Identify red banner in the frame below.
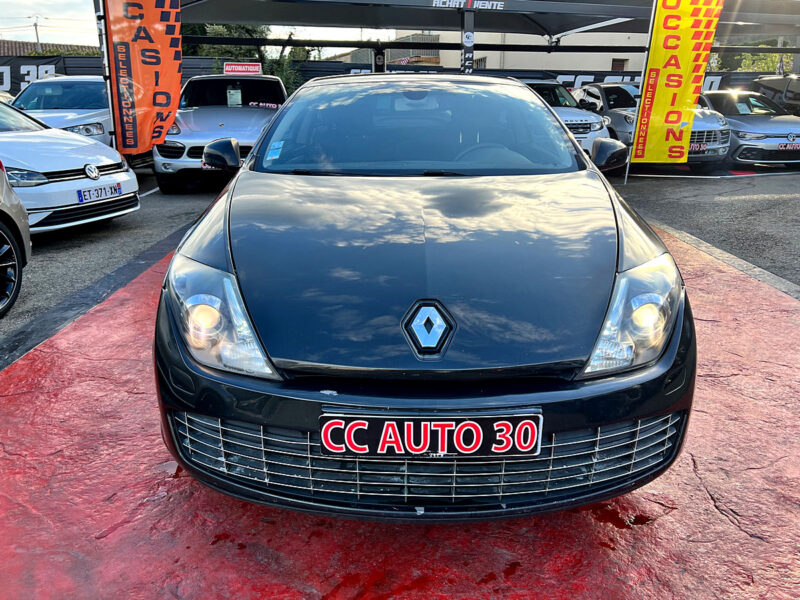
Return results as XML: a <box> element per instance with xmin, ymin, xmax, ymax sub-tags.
<box><xmin>102</xmin><ymin>0</ymin><xmax>182</xmax><ymax>154</ymax></box>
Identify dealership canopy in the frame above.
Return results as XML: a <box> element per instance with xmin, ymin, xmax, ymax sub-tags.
<box><xmin>180</xmin><ymin>0</ymin><xmax>800</xmax><ymax>38</ymax></box>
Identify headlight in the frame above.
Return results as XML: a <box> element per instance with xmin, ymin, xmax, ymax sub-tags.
<box><xmin>590</xmin><ymin>120</ymin><xmax>604</xmax><ymax>131</ymax></box>
<box><xmin>6</xmin><ymin>167</ymin><xmax>48</xmax><ymax>187</ymax></box>
<box><xmin>167</xmin><ymin>254</ymin><xmax>280</xmax><ymax>379</ymax></box>
<box><xmin>602</xmin><ymin>115</ymin><xmax>612</xmax><ymax>126</ymax></box>
<box><xmin>624</xmin><ymin>114</ymin><xmax>636</xmax><ymax>125</ymax></box>
<box><xmin>64</xmin><ymin>122</ymin><xmax>104</xmax><ymax>136</ymax></box>
<box><xmin>734</xmin><ymin>131</ymin><xmax>767</xmax><ymax>140</ymax></box>
<box><xmin>167</xmin><ymin>123</ymin><xmax>181</xmax><ymax>135</ymax></box>
<box><xmin>582</xmin><ymin>253</ymin><xmax>682</xmax><ymax>377</ymax></box>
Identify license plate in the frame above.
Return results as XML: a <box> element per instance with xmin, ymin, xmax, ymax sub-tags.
<box><xmin>689</xmin><ymin>143</ymin><xmax>707</xmax><ymax>151</ymax></box>
<box><xmin>778</xmin><ymin>143</ymin><xmax>800</xmax><ymax>150</ymax></box>
<box><xmin>77</xmin><ymin>183</ymin><xmax>122</xmax><ymax>203</ymax></box>
<box><xmin>319</xmin><ymin>413</ymin><xmax>543</xmax><ymax>457</ymax></box>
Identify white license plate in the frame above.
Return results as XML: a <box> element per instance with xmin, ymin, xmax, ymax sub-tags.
<box><xmin>77</xmin><ymin>183</ymin><xmax>122</xmax><ymax>203</ymax></box>
<box><xmin>689</xmin><ymin>143</ymin><xmax>708</xmax><ymax>151</ymax></box>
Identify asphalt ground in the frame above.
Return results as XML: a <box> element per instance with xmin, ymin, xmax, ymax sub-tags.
<box><xmin>0</xmin><ymin>167</ymin><xmax>798</xmax><ymax>370</ymax></box>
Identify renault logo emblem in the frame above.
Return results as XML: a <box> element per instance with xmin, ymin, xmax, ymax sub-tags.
<box><xmin>84</xmin><ymin>164</ymin><xmax>100</xmax><ymax>180</ymax></box>
<box><xmin>401</xmin><ymin>300</ymin><xmax>456</xmax><ymax>359</ymax></box>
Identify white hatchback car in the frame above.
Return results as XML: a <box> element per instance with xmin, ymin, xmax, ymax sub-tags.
<box><xmin>0</xmin><ymin>102</ymin><xmax>139</xmax><ymax>233</ymax></box>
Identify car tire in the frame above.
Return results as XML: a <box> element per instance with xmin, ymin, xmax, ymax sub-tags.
<box><xmin>156</xmin><ymin>172</ymin><xmax>186</xmax><ymax>194</ymax></box>
<box><xmin>0</xmin><ymin>220</ymin><xmax>23</xmax><ymax>319</ymax></box>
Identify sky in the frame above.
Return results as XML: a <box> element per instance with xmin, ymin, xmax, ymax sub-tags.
<box><xmin>0</xmin><ymin>0</ymin><xmax>395</xmax><ymax>56</ymax></box>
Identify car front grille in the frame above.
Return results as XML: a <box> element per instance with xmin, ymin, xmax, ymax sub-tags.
<box><xmin>736</xmin><ymin>147</ymin><xmax>800</xmax><ymax>163</ymax></box>
<box><xmin>565</xmin><ymin>122</ymin><xmax>592</xmax><ymax>135</ymax></box>
<box><xmin>171</xmin><ymin>410</ymin><xmax>683</xmax><ymax>514</ymax></box>
<box><xmin>31</xmin><ymin>194</ymin><xmax>139</xmax><ymax>230</ymax></box>
<box><xmin>43</xmin><ymin>162</ymin><xmax>126</xmax><ymax>183</ymax></box>
<box><xmin>155</xmin><ymin>143</ymin><xmax>185</xmax><ymax>159</ymax></box>
<box><xmin>187</xmin><ymin>145</ymin><xmax>253</xmax><ymax>159</ymax></box>
<box><xmin>690</xmin><ymin>129</ymin><xmax>729</xmax><ymax>146</ymax></box>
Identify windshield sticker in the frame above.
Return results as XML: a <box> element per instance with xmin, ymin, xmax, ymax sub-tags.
<box><xmin>248</xmin><ymin>102</ymin><xmax>282</xmax><ymax>109</ymax></box>
<box><xmin>266</xmin><ymin>141</ymin><xmax>284</xmax><ymax>160</ymax></box>
<box><xmin>735</xmin><ymin>102</ymin><xmax>752</xmax><ymax>114</ymax></box>
<box><xmin>227</xmin><ymin>88</ymin><xmax>243</xmax><ymax>107</ymax></box>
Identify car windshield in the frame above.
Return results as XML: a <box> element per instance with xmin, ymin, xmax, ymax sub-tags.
<box><xmin>604</xmin><ymin>85</ymin><xmax>639</xmax><ymax>109</ymax></box>
<box><xmin>528</xmin><ymin>84</ymin><xmax>579</xmax><ymax>108</ymax></box>
<box><xmin>254</xmin><ymin>80</ymin><xmax>582</xmax><ymax>176</ymax></box>
<box><xmin>0</xmin><ymin>102</ymin><xmax>45</xmax><ymax>132</ymax></box>
<box><xmin>710</xmin><ymin>93</ymin><xmax>787</xmax><ymax>116</ymax></box>
<box><xmin>13</xmin><ymin>81</ymin><xmax>108</xmax><ymax>110</ymax></box>
<box><xmin>181</xmin><ymin>78</ymin><xmax>285</xmax><ymax>108</ymax></box>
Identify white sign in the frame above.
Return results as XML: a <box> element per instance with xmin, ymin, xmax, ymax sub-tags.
<box><xmin>223</xmin><ymin>62</ymin><xmax>262</xmax><ymax>75</ymax></box>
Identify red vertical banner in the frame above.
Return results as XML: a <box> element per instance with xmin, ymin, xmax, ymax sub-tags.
<box><xmin>102</xmin><ymin>0</ymin><xmax>182</xmax><ymax>154</ymax></box>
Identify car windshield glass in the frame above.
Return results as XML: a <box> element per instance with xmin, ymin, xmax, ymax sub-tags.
<box><xmin>528</xmin><ymin>84</ymin><xmax>578</xmax><ymax>108</ymax></box>
<box><xmin>254</xmin><ymin>80</ymin><xmax>582</xmax><ymax>176</ymax></box>
<box><xmin>710</xmin><ymin>93</ymin><xmax>787</xmax><ymax>116</ymax></box>
<box><xmin>181</xmin><ymin>78</ymin><xmax>285</xmax><ymax>108</ymax></box>
<box><xmin>0</xmin><ymin>102</ymin><xmax>45</xmax><ymax>132</ymax></box>
<box><xmin>13</xmin><ymin>81</ymin><xmax>108</xmax><ymax>110</ymax></box>
<box><xmin>604</xmin><ymin>85</ymin><xmax>639</xmax><ymax>109</ymax></box>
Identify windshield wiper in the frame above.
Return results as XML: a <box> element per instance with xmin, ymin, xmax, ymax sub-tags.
<box><xmin>422</xmin><ymin>170</ymin><xmax>468</xmax><ymax>176</ymax></box>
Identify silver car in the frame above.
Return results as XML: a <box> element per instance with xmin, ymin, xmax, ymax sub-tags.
<box><xmin>573</xmin><ymin>82</ymin><xmax>731</xmax><ymax>169</ymax></box>
<box><xmin>153</xmin><ymin>74</ymin><xmax>287</xmax><ymax>193</ymax></box>
<box><xmin>0</xmin><ymin>167</ymin><xmax>32</xmax><ymax>318</ymax></box>
<box><xmin>699</xmin><ymin>90</ymin><xmax>800</xmax><ymax>166</ymax></box>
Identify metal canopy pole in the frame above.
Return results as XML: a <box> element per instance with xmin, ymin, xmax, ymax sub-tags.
<box><xmin>460</xmin><ymin>9</ymin><xmax>475</xmax><ymax>74</ymax></box>
<box><xmin>94</xmin><ymin>0</ymin><xmax>117</xmax><ymax>149</ymax></box>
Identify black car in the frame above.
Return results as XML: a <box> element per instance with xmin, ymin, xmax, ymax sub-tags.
<box><xmin>154</xmin><ymin>74</ymin><xmax>695</xmax><ymax>521</ymax></box>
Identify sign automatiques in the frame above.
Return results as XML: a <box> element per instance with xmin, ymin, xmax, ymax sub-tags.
<box><xmin>632</xmin><ymin>0</ymin><xmax>725</xmax><ymax>163</ymax></box>
<box><xmin>101</xmin><ymin>0</ymin><xmax>182</xmax><ymax>154</ymax></box>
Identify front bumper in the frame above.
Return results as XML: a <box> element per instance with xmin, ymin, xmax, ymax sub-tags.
<box><xmin>731</xmin><ymin>139</ymin><xmax>800</xmax><ymax>164</ymax></box>
<box><xmin>572</xmin><ymin>127</ymin><xmax>610</xmax><ymax>153</ymax></box>
<box><xmin>154</xmin><ymin>291</ymin><xmax>696</xmax><ymax>521</ymax></box>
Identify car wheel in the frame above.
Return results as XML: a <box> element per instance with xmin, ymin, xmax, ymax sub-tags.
<box><xmin>156</xmin><ymin>172</ymin><xmax>186</xmax><ymax>194</ymax></box>
<box><xmin>0</xmin><ymin>220</ymin><xmax>22</xmax><ymax>318</ymax></box>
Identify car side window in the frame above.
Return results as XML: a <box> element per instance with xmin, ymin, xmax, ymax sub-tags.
<box><xmin>697</xmin><ymin>96</ymin><xmax>710</xmax><ymax>109</ymax></box>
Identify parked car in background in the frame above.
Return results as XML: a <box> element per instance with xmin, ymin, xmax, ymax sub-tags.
<box><xmin>699</xmin><ymin>90</ymin><xmax>800</xmax><ymax>166</ymax></box>
<box><xmin>521</xmin><ymin>79</ymin><xmax>610</xmax><ymax>153</ymax></box>
<box><xmin>573</xmin><ymin>82</ymin><xmax>731</xmax><ymax>170</ymax></box>
<box><xmin>0</xmin><ymin>102</ymin><xmax>139</xmax><ymax>233</ymax></box>
<box><xmin>0</xmin><ymin>166</ymin><xmax>31</xmax><ymax>318</ymax></box>
<box><xmin>12</xmin><ymin>76</ymin><xmax>112</xmax><ymax>146</ymax></box>
<box><xmin>153</xmin><ymin>74</ymin><xmax>287</xmax><ymax>193</ymax></box>
<box><xmin>0</xmin><ymin>91</ymin><xmax>14</xmax><ymax>104</ymax></box>
<box><xmin>751</xmin><ymin>74</ymin><xmax>800</xmax><ymax>116</ymax></box>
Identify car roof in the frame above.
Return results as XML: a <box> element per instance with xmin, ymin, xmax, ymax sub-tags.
<box><xmin>704</xmin><ymin>89</ymin><xmax>760</xmax><ymax>96</ymax></box>
<box><xmin>187</xmin><ymin>74</ymin><xmax>283</xmax><ymax>82</ymax></box>
<box><xmin>305</xmin><ymin>72</ymin><xmax>529</xmax><ymax>88</ymax></box>
<box><xmin>520</xmin><ymin>79</ymin><xmax>562</xmax><ymax>85</ymax></box>
<box><xmin>28</xmin><ymin>75</ymin><xmax>104</xmax><ymax>84</ymax></box>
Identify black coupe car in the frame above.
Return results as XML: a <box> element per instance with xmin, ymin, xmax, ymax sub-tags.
<box><xmin>154</xmin><ymin>74</ymin><xmax>695</xmax><ymax>520</ymax></box>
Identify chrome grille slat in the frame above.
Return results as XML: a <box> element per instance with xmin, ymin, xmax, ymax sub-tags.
<box><xmin>172</xmin><ymin>411</ymin><xmax>682</xmax><ymax>511</ymax></box>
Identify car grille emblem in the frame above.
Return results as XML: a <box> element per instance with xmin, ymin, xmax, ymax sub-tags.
<box><xmin>84</xmin><ymin>164</ymin><xmax>100</xmax><ymax>180</ymax></box>
<box><xmin>788</xmin><ymin>133</ymin><xmax>797</xmax><ymax>142</ymax></box>
<box><xmin>402</xmin><ymin>300</ymin><xmax>456</xmax><ymax>359</ymax></box>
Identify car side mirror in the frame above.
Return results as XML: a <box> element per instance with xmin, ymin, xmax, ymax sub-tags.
<box><xmin>591</xmin><ymin>138</ymin><xmax>628</xmax><ymax>171</ymax></box>
<box><xmin>202</xmin><ymin>138</ymin><xmax>241</xmax><ymax>173</ymax></box>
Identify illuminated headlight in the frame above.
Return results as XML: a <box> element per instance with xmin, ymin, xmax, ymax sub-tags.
<box><xmin>734</xmin><ymin>131</ymin><xmax>767</xmax><ymax>140</ymax></box>
<box><xmin>624</xmin><ymin>114</ymin><xmax>636</xmax><ymax>125</ymax></box>
<box><xmin>6</xmin><ymin>167</ymin><xmax>48</xmax><ymax>187</ymax></box>
<box><xmin>167</xmin><ymin>254</ymin><xmax>279</xmax><ymax>379</ymax></box>
<box><xmin>64</xmin><ymin>122</ymin><xmax>104</xmax><ymax>136</ymax></box>
<box><xmin>582</xmin><ymin>253</ymin><xmax>682</xmax><ymax>377</ymax></box>
<box><xmin>167</xmin><ymin>123</ymin><xmax>181</xmax><ymax>135</ymax></box>
<box><xmin>590</xmin><ymin>120</ymin><xmax>604</xmax><ymax>131</ymax></box>
<box><xmin>602</xmin><ymin>115</ymin><xmax>612</xmax><ymax>126</ymax></box>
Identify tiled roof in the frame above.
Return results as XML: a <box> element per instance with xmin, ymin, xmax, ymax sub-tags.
<box><xmin>0</xmin><ymin>39</ymin><xmax>99</xmax><ymax>56</ymax></box>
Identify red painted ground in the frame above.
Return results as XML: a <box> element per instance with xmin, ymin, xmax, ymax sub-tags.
<box><xmin>1</xmin><ymin>233</ymin><xmax>799</xmax><ymax>599</ymax></box>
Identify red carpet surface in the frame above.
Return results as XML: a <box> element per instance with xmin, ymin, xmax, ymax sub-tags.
<box><xmin>1</xmin><ymin>232</ymin><xmax>798</xmax><ymax>599</ymax></box>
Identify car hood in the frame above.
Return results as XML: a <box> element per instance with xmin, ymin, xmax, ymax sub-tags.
<box><xmin>552</xmin><ymin>106</ymin><xmax>602</xmax><ymax>123</ymax></box>
<box><xmin>724</xmin><ymin>114</ymin><xmax>800</xmax><ymax>133</ymax></box>
<box><xmin>0</xmin><ymin>129</ymin><xmax>121</xmax><ymax>171</ymax></box>
<box><xmin>21</xmin><ymin>108</ymin><xmax>109</xmax><ymax>129</ymax></box>
<box><xmin>229</xmin><ymin>170</ymin><xmax>619</xmax><ymax>373</ymax></box>
<box><xmin>175</xmin><ymin>106</ymin><xmax>277</xmax><ymax>138</ymax></box>
<box><xmin>614</xmin><ymin>107</ymin><xmax>723</xmax><ymax>131</ymax></box>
